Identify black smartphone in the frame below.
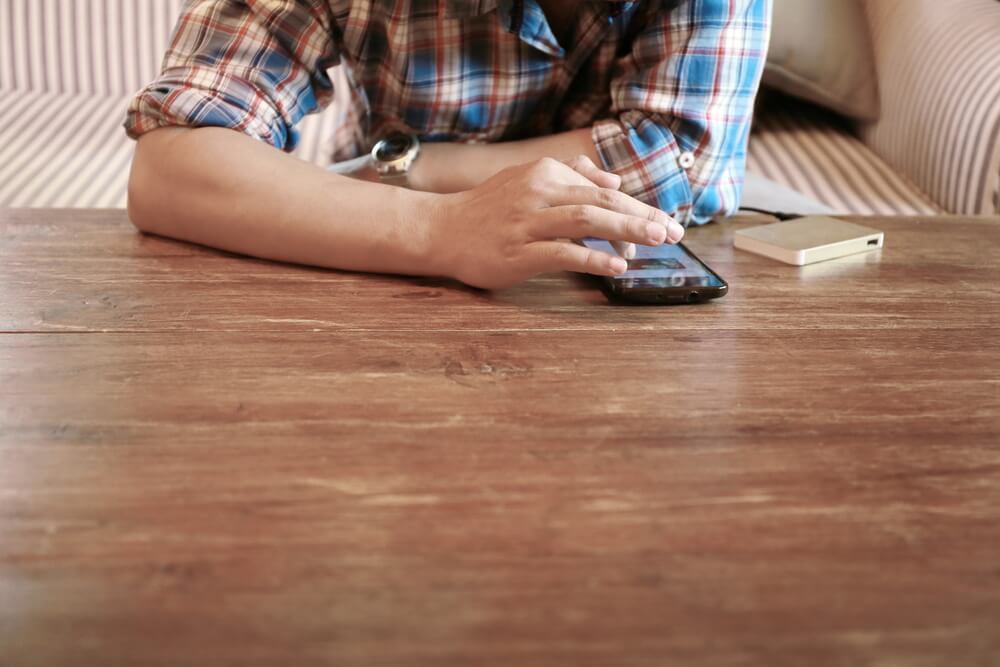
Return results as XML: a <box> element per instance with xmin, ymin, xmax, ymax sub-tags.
<box><xmin>577</xmin><ymin>238</ymin><xmax>728</xmax><ymax>305</ymax></box>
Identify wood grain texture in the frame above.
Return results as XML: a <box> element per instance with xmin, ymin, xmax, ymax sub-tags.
<box><xmin>1</xmin><ymin>209</ymin><xmax>999</xmax><ymax>667</ymax></box>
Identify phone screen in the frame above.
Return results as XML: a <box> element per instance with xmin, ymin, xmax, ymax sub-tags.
<box><xmin>579</xmin><ymin>238</ymin><xmax>726</xmax><ymax>290</ymax></box>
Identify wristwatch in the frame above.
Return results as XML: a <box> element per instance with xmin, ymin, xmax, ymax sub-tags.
<box><xmin>370</xmin><ymin>132</ymin><xmax>421</xmax><ymax>185</ymax></box>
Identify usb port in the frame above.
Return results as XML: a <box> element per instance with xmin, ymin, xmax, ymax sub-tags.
<box><xmin>867</xmin><ymin>238</ymin><xmax>879</xmax><ymax>246</ymax></box>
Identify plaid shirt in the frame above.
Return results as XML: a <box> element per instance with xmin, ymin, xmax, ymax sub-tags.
<box><xmin>125</xmin><ymin>0</ymin><xmax>770</xmax><ymax>224</ymax></box>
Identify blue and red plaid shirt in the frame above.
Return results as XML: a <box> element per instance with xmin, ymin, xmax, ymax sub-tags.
<box><xmin>125</xmin><ymin>0</ymin><xmax>771</xmax><ymax>224</ymax></box>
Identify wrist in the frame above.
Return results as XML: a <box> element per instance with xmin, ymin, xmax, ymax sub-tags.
<box><xmin>417</xmin><ymin>190</ymin><xmax>463</xmax><ymax>279</ymax></box>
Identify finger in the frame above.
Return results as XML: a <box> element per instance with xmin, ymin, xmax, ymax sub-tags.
<box><xmin>524</xmin><ymin>240</ymin><xmax>628</xmax><ymax>277</ymax></box>
<box><xmin>544</xmin><ymin>185</ymin><xmax>685</xmax><ymax>243</ymax></box>
<box><xmin>612</xmin><ymin>240</ymin><xmax>637</xmax><ymax>260</ymax></box>
<box><xmin>530</xmin><ymin>204</ymin><xmax>672</xmax><ymax>247</ymax></box>
<box><xmin>564</xmin><ymin>155</ymin><xmax>622</xmax><ymax>190</ymax></box>
<box><xmin>532</xmin><ymin>156</ymin><xmax>615</xmax><ymax>190</ymax></box>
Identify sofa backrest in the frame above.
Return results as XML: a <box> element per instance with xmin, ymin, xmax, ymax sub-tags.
<box><xmin>0</xmin><ymin>0</ymin><xmax>185</xmax><ymax>96</ymax></box>
<box><xmin>861</xmin><ymin>0</ymin><xmax>1000</xmax><ymax>215</ymax></box>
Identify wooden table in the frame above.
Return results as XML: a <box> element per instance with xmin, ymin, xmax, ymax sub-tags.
<box><xmin>1</xmin><ymin>209</ymin><xmax>999</xmax><ymax>666</ymax></box>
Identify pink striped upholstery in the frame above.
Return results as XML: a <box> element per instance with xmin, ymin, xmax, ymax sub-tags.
<box><xmin>0</xmin><ymin>0</ymin><xmax>185</xmax><ymax>96</ymax></box>
<box><xmin>0</xmin><ymin>0</ymin><xmax>344</xmax><ymax>208</ymax></box>
<box><xmin>0</xmin><ymin>91</ymin><xmax>344</xmax><ymax>208</ymax></box>
<box><xmin>860</xmin><ymin>0</ymin><xmax>1000</xmax><ymax>215</ymax></box>
<box><xmin>748</xmin><ymin>95</ymin><xmax>943</xmax><ymax>216</ymax></box>
<box><xmin>0</xmin><ymin>92</ymin><xmax>136</xmax><ymax>208</ymax></box>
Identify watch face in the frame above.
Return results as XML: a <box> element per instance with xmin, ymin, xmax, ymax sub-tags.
<box><xmin>374</xmin><ymin>133</ymin><xmax>414</xmax><ymax>162</ymax></box>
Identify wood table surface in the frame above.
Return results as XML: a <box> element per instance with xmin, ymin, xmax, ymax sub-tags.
<box><xmin>1</xmin><ymin>208</ymin><xmax>999</xmax><ymax>666</ymax></box>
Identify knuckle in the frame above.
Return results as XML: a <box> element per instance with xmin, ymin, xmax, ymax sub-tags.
<box><xmin>569</xmin><ymin>204</ymin><xmax>593</xmax><ymax>224</ymax></box>
<box><xmin>585</xmin><ymin>250</ymin><xmax>603</xmax><ymax>272</ymax></box>
<box><xmin>525</xmin><ymin>159</ymin><xmax>547</xmax><ymax>177</ymax></box>
<box><xmin>523</xmin><ymin>178</ymin><xmax>547</xmax><ymax>197</ymax></box>
<box><xmin>615</xmin><ymin>216</ymin><xmax>645</xmax><ymax>241</ymax></box>
<box><xmin>537</xmin><ymin>156</ymin><xmax>560</xmax><ymax>172</ymax></box>
<box><xmin>625</xmin><ymin>217</ymin><xmax>645</xmax><ymax>239</ymax></box>
<box><xmin>550</xmin><ymin>243</ymin><xmax>574</xmax><ymax>264</ymax></box>
<box><xmin>596</xmin><ymin>187</ymin><xmax>620</xmax><ymax>209</ymax></box>
<box><xmin>499</xmin><ymin>237</ymin><xmax>522</xmax><ymax>262</ymax></box>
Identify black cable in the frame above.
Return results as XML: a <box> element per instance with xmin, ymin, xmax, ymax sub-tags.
<box><xmin>737</xmin><ymin>206</ymin><xmax>805</xmax><ymax>221</ymax></box>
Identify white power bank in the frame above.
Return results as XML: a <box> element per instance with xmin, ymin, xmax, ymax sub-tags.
<box><xmin>734</xmin><ymin>216</ymin><xmax>884</xmax><ymax>266</ymax></box>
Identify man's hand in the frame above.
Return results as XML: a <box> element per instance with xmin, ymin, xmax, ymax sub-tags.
<box><xmin>349</xmin><ymin>151</ymin><xmax>641</xmax><ymax>260</ymax></box>
<box><xmin>562</xmin><ymin>155</ymin><xmax>637</xmax><ymax>261</ymax></box>
<box><xmin>428</xmin><ymin>156</ymin><xmax>685</xmax><ymax>290</ymax></box>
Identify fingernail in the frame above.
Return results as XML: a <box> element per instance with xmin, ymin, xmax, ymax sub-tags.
<box><xmin>646</xmin><ymin>222</ymin><xmax>667</xmax><ymax>244</ymax></box>
<box><xmin>625</xmin><ymin>243</ymin><xmax>637</xmax><ymax>259</ymax></box>
<box><xmin>609</xmin><ymin>257</ymin><xmax>628</xmax><ymax>274</ymax></box>
<box><xmin>667</xmin><ymin>221</ymin><xmax>685</xmax><ymax>243</ymax></box>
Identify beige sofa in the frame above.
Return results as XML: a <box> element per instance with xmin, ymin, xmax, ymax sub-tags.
<box><xmin>1</xmin><ymin>0</ymin><xmax>998</xmax><ymax>216</ymax></box>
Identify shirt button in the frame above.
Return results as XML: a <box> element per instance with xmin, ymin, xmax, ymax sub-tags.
<box><xmin>678</xmin><ymin>151</ymin><xmax>696</xmax><ymax>170</ymax></box>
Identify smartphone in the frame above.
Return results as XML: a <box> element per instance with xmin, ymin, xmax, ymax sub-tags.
<box><xmin>577</xmin><ymin>238</ymin><xmax>728</xmax><ymax>305</ymax></box>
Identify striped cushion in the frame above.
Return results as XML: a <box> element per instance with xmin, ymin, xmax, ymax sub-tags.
<box><xmin>0</xmin><ymin>91</ymin><xmax>346</xmax><ymax>208</ymax></box>
<box><xmin>0</xmin><ymin>92</ymin><xmax>135</xmax><ymax>208</ymax></box>
<box><xmin>748</xmin><ymin>95</ymin><xmax>943</xmax><ymax>216</ymax></box>
<box><xmin>860</xmin><ymin>0</ymin><xmax>1000</xmax><ymax>215</ymax></box>
<box><xmin>0</xmin><ymin>0</ymin><xmax>186</xmax><ymax>96</ymax></box>
<box><xmin>0</xmin><ymin>0</ymin><xmax>352</xmax><ymax>207</ymax></box>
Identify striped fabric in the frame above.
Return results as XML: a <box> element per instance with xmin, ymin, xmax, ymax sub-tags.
<box><xmin>0</xmin><ymin>91</ymin><xmax>136</xmax><ymax>208</ymax></box>
<box><xmin>0</xmin><ymin>0</ymin><xmax>185</xmax><ymax>96</ymax></box>
<box><xmin>0</xmin><ymin>93</ymin><xmax>345</xmax><ymax>208</ymax></box>
<box><xmin>0</xmin><ymin>0</ymin><xmax>345</xmax><ymax>208</ymax></box>
<box><xmin>748</xmin><ymin>95</ymin><xmax>943</xmax><ymax>216</ymax></box>
<box><xmin>860</xmin><ymin>0</ymin><xmax>1000</xmax><ymax>215</ymax></box>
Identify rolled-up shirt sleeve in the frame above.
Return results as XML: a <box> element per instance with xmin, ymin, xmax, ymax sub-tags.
<box><xmin>593</xmin><ymin>0</ymin><xmax>771</xmax><ymax>225</ymax></box>
<box><xmin>124</xmin><ymin>0</ymin><xmax>342</xmax><ymax>151</ymax></box>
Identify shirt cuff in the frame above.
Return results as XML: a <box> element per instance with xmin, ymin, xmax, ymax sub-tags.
<box><xmin>123</xmin><ymin>66</ymin><xmax>297</xmax><ymax>151</ymax></box>
<box><xmin>592</xmin><ymin>114</ymin><xmax>696</xmax><ymax>224</ymax></box>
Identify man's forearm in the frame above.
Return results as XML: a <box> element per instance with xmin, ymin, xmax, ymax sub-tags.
<box><xmin>407</xmin><ymin>128</ymin><xmax>601</xmax><ymax>193</ymax></box>
<box><xmin>127</xmin><ymin>125</ymin><xmax>677</xmax><ymax>290</ymax></box>
<box><xmin>128</xmin><ymin>127</ymin><xmax>444</xmax><ymax>277</ymax></box>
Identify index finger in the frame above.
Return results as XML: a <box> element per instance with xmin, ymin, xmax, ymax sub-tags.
<box><xmin>546</xmin><ymin>185</ymin><xmax>684</xmax><ymax>242</ymax></box>
<box><xmin>563</xmin><ymin>155</ymin><xmax>622</xmax><ymax>191</ymax></box>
